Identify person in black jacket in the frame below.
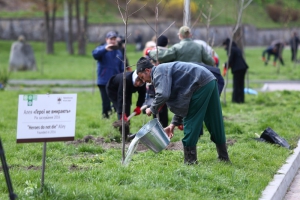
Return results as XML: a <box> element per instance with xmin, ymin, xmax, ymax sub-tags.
<box><xmin>290</xmin><ymin>32</ymin><xmax>299</xmax><ymax>62</ymax></box>
<box><xmin>106</xmin><ymin>70</ymin><xmax>146</xmax><ymax>120</ymax></box>
<box><xmin>222</xmin><ymin>38</ymin><xmax>249</xmax><ymax>103</ymax></box>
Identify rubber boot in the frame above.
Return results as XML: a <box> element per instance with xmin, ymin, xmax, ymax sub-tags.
<box><xmin>183</xmin><ymin>146</ymin><xmax>198</xmax><ymax>165</ymax></box>
<box><xmin>216</xmin><ymin>143</ymin><xmax>230</xmax><ymax>162</ymax></box>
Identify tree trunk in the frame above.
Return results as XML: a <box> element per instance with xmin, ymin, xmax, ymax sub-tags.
<box><xmin>49</xmin><ymin>0</ymin><xmax>57</xmax><ymax>54</ymax></box>
<box><xmin>68</xmin><ymin>0</ymin><xmax>74</xmax><ymax>54</ymax></box>
<box><xmin>64</xmin><ymin>0</ymin><xmax>70</xmax><ymax>51</ymax></box>
<box><xmin>76</xmin><ymin>0</ymin><xmax>88</xmax><ymax>55</ymax></box>
<box><xmin>233</xmin><ymin>25</ymin><xmax>244</xmax><ymax>54</ymax></box>
<box><xmin>43</xmin><ymin>0</ymin><xmax>51</xmax><ymax>54</ymax></box>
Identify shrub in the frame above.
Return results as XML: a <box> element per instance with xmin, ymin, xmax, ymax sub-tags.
<box><xmin>128</xmin><ymin>0</ymin><xmax>199</xmax><ymax>21</ymax></box>
<box><xmin>266</xmin><ymin>4</ymin><xmax>299</xmax><ymax>23</ymax></box>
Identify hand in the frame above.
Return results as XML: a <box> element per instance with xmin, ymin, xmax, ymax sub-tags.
<box><xmin>178</xmin><ymin>124</ymin><xmax>183</xmax><ymax>131</ymax></box>
<box><xmin>164</xmin><ymin>124</ymin><xmax>175</xmax><ymax>139</ymax></box>
<box><xmin>134</xmin><ymin>107</ymin><xmax>141</xmax><ymax>116</ymax></box>
<box><xmin>262</xmin><ymin>57</ymin><xmax>266</xmax><ymax>62</ymax></box>
<box><xmin>145</xmin><ymin>108</ymin><xmax>152</xmax><ymax>116</ymax></box>
<box><xmin>106</xmin><ymin>44</ymin><xmax>118</xmax><ymax>51</ymax></box>
<box><xmin>273</xmin><ymin>62</ymin><xmax>276</xmax><ymax>67</ymax></box>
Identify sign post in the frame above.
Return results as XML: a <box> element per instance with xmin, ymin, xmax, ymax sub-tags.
<box><xmin>16</xmin><ymin>94</ymin><xmax>77</xmax><ymax>192</ymax></box>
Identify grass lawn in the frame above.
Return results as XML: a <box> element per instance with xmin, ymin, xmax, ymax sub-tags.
<box><xmin>0</xmin><ymin>39</ymin><xmax>300</xmax><ymax>199</ymax></box>
<box><xmin>1</xmin><ymin>90</ymin><xmax>300</xmax><ymax>200</ymax></box>
<box><xmin>1</xmin><ymin>40</ymin><xmax>300</xmax><ymax>82</ymax></box>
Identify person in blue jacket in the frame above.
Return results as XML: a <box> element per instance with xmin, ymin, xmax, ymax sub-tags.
<box><xmin>92</xmin><ymin>31</ymin><xmax>124</xmax><ymax>118</ymax></box>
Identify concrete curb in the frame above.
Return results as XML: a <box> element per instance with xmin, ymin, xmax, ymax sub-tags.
<box><xmin>259</xmin><ymin>140</ymin><xmax>300</xmax><ymax>200</ymax></box>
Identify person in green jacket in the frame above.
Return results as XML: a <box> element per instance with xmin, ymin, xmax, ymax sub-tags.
<box><xmin>147</xmin><ymin>26</ymin><xmax>215</xmax><ymax>66</ymax></box>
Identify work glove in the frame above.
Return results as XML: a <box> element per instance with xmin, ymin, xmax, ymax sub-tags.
<box><xmin>122</xmin><ymin>113</ymin><xmax>128</xmax><ymax>121</ymax></box>
<box><xmin>144</xmin><ymin>47</ymin><xmax>153</xmax><ymax>56</ymax></box>
<box><xmin>126</xmin><ymin>66</ymin><xmax>132</xmax><ymax>72</ymax></box>
<box><xmin>134</xmin><ymin>106</ymin><xmax>141</xmax><ymax>116</ymax></box>
<box><xmin>178</xmin><ymin>124</ymin><xmax>183</xmax><ymax>131</ymax></box>
<box><xmin>222</xmin><ymin>65</ymin><xmax>227</xmax><ymax>76</ymax></box>
<box><xmin>213</xmin><ymin>56</ymin><xmax>219</xmax><ymax>67</ymax></box>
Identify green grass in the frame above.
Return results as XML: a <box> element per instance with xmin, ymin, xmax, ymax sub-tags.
<box><xmin>0</xmin><ymin>40</ymin><xmax>137</xmax><ymax>80</ymax></box>
<box><xmin>1</xmin><ymin>40</ymin><xmax>299</xmax><ymax>85</ymax></box>
<box><xmin>1</xmin><ymin>89</ymin><xmax>300</xmax><ymax>199</ymax></box>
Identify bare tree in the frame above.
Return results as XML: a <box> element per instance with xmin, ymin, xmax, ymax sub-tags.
<box><xmin>43</xmin><ymin>0</ymin><xmax>58</xmax><ymax>54</ymax></box>
<box><xmin>67</xmin><ymin>0</ymin><xmax>74</xmax><ymax>54</ymax></box>
<box><xmin>114</xmin><ymin>0</ymin><xmax>174</xmax><ymax>163</ymax></box>
<box><xmin>114</xmin><ymin>0</ymin><xmax>131</xmax><ymax>163</ymax></box>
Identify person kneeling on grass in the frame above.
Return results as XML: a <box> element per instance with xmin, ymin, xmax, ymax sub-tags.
<box><xmin>106</xmin><ymin>70</ymin><xmax>146</xmax><ymax>140</ymax></box>
<box><xmin>136</xmin><ymin>57</ymin><xmax>230</xmax><ymax>164</ymax></box>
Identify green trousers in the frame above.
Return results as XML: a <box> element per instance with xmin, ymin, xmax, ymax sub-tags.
<box><xmin>182</xmin><ymin>80</ymin><xmax>226</xmax><ymax>147</ymax></box>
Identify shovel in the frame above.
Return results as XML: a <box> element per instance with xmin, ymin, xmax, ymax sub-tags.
<box><xmin>112</xmin><ymin>105</ymin><xmax>148</xmax><ymax>139</ymax></box>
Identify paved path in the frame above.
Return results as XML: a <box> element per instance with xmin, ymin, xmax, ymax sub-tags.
<box><xmin>260</xmin><ymin>140</ymin><xmax>300</xmax><ymax>200</ymax></box>
<box><xmin>284</xmin><ymin>169</ymin><xmax>300</xmax><ymax>200</ymax></box>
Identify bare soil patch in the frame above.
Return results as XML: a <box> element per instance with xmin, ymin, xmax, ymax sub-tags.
<box><xmin>66</xmin><ymin>135</ymin><xmax>237</xmax><ymax>152</ymax></box>
<box><xmin>66</xmin><ymin>135</ymin><xmax>184</xmax><ymax>152</ymax></box>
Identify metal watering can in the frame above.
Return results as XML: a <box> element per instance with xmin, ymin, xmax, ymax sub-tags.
<box><xmin>136</xmin><ymin>118</ymin><xmax>170</xmax><ymax>153</ymax></box>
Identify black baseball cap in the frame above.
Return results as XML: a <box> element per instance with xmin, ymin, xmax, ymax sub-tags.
<box><xmin>106</xmin><ymin>31</ymin><xmax>117</xmax><ymax>39</ymax></box>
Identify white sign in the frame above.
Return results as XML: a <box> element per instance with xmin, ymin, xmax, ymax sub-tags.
<box><xmin>16</xmin><ymin>94</ymin><xmax>77</xmax><ymax>143</ymax></box>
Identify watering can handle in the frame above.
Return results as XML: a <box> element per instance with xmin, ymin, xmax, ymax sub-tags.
<box><xmin>127</xmin><ymin>105</ymin><xmax>148</xmax><ymax>121</ymax></box>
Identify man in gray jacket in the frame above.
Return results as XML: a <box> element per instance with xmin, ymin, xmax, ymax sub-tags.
<box><xmin>136</xmin><ymin>57</ymin><xmax>230</xmax><ymax>164</ymax></box>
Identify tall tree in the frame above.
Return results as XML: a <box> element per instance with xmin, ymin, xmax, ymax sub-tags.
<box><xmin>67</xmin><ymin>0</ymin><xmax>74</xmax><ymax>54</ymax></box>
<box><xmin>75</xmin><ymin>0</ymin><xmax>89</xmax><ymax>55</ymax></box>
<box><xmin>43</xmin><ymin>0</ymin><xmax>57</xmax><ymax>54</ymax></box>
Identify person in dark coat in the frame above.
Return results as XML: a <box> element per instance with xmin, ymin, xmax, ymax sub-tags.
<box><xmin>290</xmin><ymin>32</ymin><xmax>299</xmax><ymax>62</ymax></box>
<box><xmin>222</xmin><ymin>38</ymin><xmax>249</xmax><ymax>103</ymax></box>
<box><xmin>106</xmin><ymin>70</ymin><xmax>146</xmax><ymax>120</ymax></box>
<box><xmin>262</xmin><ymin>45</ymin><xmax>284</xmax><ymax>66</ymax></box>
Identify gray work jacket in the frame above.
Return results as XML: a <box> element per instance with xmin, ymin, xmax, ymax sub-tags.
<box><xmin>150</xmin><ymin>61</ymin><xmax>216</xmax><ymax>125</ymax></box>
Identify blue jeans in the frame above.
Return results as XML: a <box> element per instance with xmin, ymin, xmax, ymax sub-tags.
<box><xmin>98</xmin><ymin>85</ymin><xmax>112</xmax><ymax>118</ymax></box>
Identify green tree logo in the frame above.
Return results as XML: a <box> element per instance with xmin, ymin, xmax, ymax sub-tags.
<box><xmin>23</xmin><ymin>95</ymin><xmax>37</xmax><ymax>106</ymax></box>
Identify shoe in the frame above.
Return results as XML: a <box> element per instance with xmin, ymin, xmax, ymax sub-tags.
<box><xmin>216</xmin><ymin>143</ymin><xmax>231</xmax><ymax>162</ymax></box>
<box><xmin>183</xmin><ymin>146</ymin><xmax>198</xmax><ymax>165</ymax></box>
